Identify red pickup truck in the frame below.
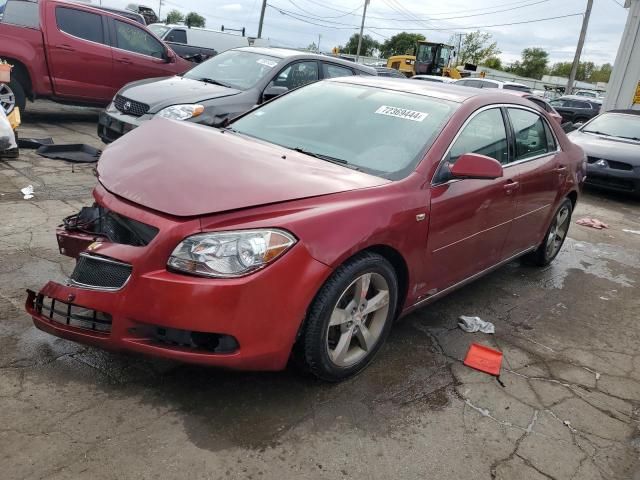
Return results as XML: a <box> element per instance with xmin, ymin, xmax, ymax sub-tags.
<box><xmin>0</xmin><ymin>0</ymin><xmax>191</xmax><ymax>113</ymax></box>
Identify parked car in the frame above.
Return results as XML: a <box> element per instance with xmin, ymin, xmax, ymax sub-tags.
<box><xmin>567</xmin><ymin>110</ymin><xmax>640</xmax><ymax>195</ymax></box>
<box><xmin>411</xmin><ymin>75</ymin><xmax>455</xmax><ymax>83</ymax></box>
<box><xmin>454</xmin><ymin>77</ymin><xmax>532</xmax><ymax>93</ymax></box>
<box><xmin>125</xmin><ymin>3</ymin><xmax>158</xmax><ymax>24</ymax></box>
<box><xmin>548</xmin><ymin>96</ymin><xmax>601</xmax><ymax>124</ymax></box>
<box><xmin>373</xmin><ymin>66</ymin><xmax>407</xmax><ymax>78</ymax></box>
<box><xmin>508</xmin><ymin>92</ymin><xmax>563</xmax><ymax>124</ymax></box>
<box><xmin>98</xmin><ymin>47</ymin><xmax>376</xmax><ymax>143</ymax></box>
<box><xmin>574</xmin><ymin>90</ymin><xmax>603</xmax><ymax>99</ymax></box>
<box><xmin>29</xmin><ymin>78</ymin><xmax>584</xmax><ymax>381</ymax></box>
<box><xmin>148</xmin><ymin>23</ymin><xmax>268</xmax><ymax>53</ymax></box>
<box><xmin>0</xmin><ymin>0</ymin><xmax>191</xmax><ymax>113</ymax></box>
<box><xmin>93</xmin><ymin>5</ymin><xmax>146</xmax><ymax>24</ymax></box>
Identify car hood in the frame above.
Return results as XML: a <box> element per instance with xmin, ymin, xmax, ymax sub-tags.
<box><xmin>568</xmin><ymin>130</ymin><xmax>640</xmax><ymax>166</ymax></box>
<box><xmin>98</xmin><ymin>119</ymin><xmax>390</xmax><ymax>217</ymax></box>
<box><xmin>120</xmin><ymin>76</ymin><xmax>242</xmax><ymax>113</ymax></box>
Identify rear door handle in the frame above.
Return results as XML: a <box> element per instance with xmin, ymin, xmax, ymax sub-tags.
<box><xmin>56</xmin><ymin>44</ymin><xmax>75</xmax><ymax>52</ymax></box>
<box><xmin>503</xmin><ymin>180</ymin><xmax>519</xmax><ymax>195</ymax></box>
<box><xmin>117</xmin><ymin>58</ymin><xmax>132</xmax><ymax>64</ymax></box>
<box><xmin>555</xmin><ymin>166</ymin><xmax>568</xmax><ymax>172</ymax></box>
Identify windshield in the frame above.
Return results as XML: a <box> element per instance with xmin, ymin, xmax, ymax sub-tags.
<box><xmin>148</xmin><ymin>24</ymin><xmax>170</xmax><ymax>38</ymax></box>
<box><xmin>581</xmin><ymin>113</ymin><xmax>640</xmax><ymax>141</ymax></box>
<box><xmin>416</xmin><ymin>44</ymin><xmax>436</xmax><ymax>63</ymax></box>
<box><xmin>184</xmin><ymin>50</ymin><xmax>281</xmax><ymax>90</ymax></box>
<box><xmin>437</xmin><ymin>47</ymin><xmax>451</xmax><ymax>66</ymax></box>
<box><xmin>231</xmin><ymin>81</ymin><xmax>456</xmax><ymax>179</ymax></box>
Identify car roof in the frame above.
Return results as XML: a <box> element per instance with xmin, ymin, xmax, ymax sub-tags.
<box><xmin>557</xmin><ymin>95</ymin><xmax>602</xmax><ymax>103</ymax></box>
<box><xmin>231</xmin><ymin>47</ymin><xmax>377</xmax><ymax>73</ymax></box>
<box><xmin>607</xmin><ymin>109</ymin><xmax>640</xmax><ymax>116</ymax></box>
<box><xmin>329</xmin><ymin>76</ymin><xmax>534</xmax><ymax>104</ymax></box>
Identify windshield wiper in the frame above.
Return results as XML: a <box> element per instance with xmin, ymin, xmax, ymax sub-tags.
<box><xmin>617</xmin><ymin>135</ymin><xmax>640</xmax><ymax>141</ymax></box>
<box><xmin>198</xmin><ymin>77</ymin><xmax>231</xmax><ymax>88</ymax></box>
<box><xmin>291</xmin><ymin>147</ymin><xmax>359</xmax><ymax>170</ymax></box>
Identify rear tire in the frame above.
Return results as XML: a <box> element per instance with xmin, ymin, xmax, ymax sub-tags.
<box><xmin>0</xmin><ymin>79</ymin><xmax>26</xmax><ymax>114</ymax></box>
<box><xmin>525</xmin><ymin>198</ymin><xmax>573</xmax><ymax>267</ymax></box>
<box><xmin>299</xmin><ymin>252</ymin><xmax>398</xmax><ymax>382</ymax></box>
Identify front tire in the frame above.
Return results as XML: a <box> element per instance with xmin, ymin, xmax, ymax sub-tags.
<box><xmin>0</xmin><ymin>79</ymin><xmax>26</xmax><ymax>114</ymax></box>
<box><xmin>300</xmin><ymin>252</ymin><xmax>398</xmax><ymax>382</ymax></box>
<box><xmin>525</xmin><ymin>198</ymin><xmax>573</xmax><ymax>266</ymax></box>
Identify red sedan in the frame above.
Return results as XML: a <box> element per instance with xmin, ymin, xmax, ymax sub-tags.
<box><xmin>26</xmin><ymin>77</ymin><xmax>585</xmax><ymax>381</ymax></box>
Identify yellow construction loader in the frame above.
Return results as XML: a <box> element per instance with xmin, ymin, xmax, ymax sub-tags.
<box><xmin>387</xmin><ymin>41</ymin><xmax>461</xmax><ymax>79</ymax></box>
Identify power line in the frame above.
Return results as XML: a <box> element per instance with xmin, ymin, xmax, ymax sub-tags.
<box><xmin>367</xmin><ymin>12</ymin><xmax>585</xmax><ymax>31</ymax></box>
<box><xmin>609</xmin><ymin>0</ymin><xmax>625</xmax><ymax>7</ymax></box>
<box><xmin>288</xmin><ymin>0</ymin><xmax>363</xmax><ymax>19</ymax></box>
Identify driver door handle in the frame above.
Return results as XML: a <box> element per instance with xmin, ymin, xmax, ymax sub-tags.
<box><xmin>503</xmin><ymin>180</ymin><xmax>519</xmax><ymax>195</ymax></box>
<box><xmin>56</xmin><ymin>44</ymin><xmax>75</xmax><ymax>52</ymax></box>
<box><xmin>555</xmin><ymin>166</ymin><xmax>568</xmax><ymax>172</ymax></box>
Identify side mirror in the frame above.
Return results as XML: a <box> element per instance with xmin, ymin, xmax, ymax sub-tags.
<box><xmin>450</xmin><ymin>153</ymin><xmax>503</xmax><ymax>180</ymax></box>
<box><xmin>165</xmin><ymin>49</ymin><xmax>176</xmax><ymax>63</ymax></box>
<box><xmin>262</xmin><ymin>85</ymin><xmax>288</xmax><ymax>102</ymax></box>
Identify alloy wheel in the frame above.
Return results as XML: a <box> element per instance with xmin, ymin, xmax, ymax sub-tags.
<box><xmin>326</xmin><ymin>272</ymin><xmax>390</xmax><ymax>368</ymax></box>
<box><xmin>0</xmin><ymin>83</ymin><xmax>15</xmax><ymax>114</ymax></box>
<box><xmin>545</xmin><ymin>204</ymin><xmax>570</xmax><ymax>259</ymax></box>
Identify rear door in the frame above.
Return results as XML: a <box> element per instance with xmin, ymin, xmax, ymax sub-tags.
<box><xmin>108</xmin><ymin>17</ymin><xmax>176</xmax><ymax>90</ymax></box>
<box><xmin>43</xmin><ymin>3</ymin><xmax>114</xmax><ymax>101</ymax></box>
<box><xmin>426</xmin><ymin>107</ymin><xmax>518</xmax><ymax>293</ymax></box>
<box><xmin>502</xmin><ymin>107</ymin><xmax>561</xmax><ymax>257</ymax></box>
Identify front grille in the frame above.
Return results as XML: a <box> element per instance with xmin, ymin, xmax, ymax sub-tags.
<box><xmin>69</xmin><ymin>254</ymin><xmax>132</xmax><ymax>290</ymax></box>
<box><xmin>114</xmin><ymin>95</ymin><xmax>149</xmax><ymax>117</ymax></box>
<box><xmin>35</xmin><ymin>294</ymin><xmax>112</xmax><ymax>333</ymax></box>
<box><xmin>587</xmin><ymin>156</ymin><xmax>633</xmax><ymax>171</ymax></box>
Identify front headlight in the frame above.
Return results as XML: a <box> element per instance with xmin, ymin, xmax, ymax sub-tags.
<box><xmin>156</xmin><ymin>104</ymin><xmax>205</xmax><ymax>121</ymax></box>
<box><xmin>106</xmin><ymin>101</ymin><xmax>117</xmax><ymax>113</ymax></box>
<box><xmin>167</xmin><ymin>229</ymin><xmax>296</xmax><ymax>278</ymax></box>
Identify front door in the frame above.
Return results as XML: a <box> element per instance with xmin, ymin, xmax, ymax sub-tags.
<box><xmin>109</xmin><ymin>18</ymin><xmax>176</xmax><ymax>92</ymax></box>
<box><xmin>502</xmin><ymin>108</ymin><xmax>561</xmax><ymax>257</ymax></box>
<box><xmin>425</xmin><ymin>108</ymin><xmax>518</xmax><ymax>295</ymax></box>
<box><xmin>44</xmin><ymin>3</ymin><xmax>114</xmax><ymax>102</ymax></box>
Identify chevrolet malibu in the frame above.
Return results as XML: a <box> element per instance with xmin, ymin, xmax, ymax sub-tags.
<box><xmin>26</xmin><ymin>78</ymin><xmax>585</xmax><ymax>381</ymax></box>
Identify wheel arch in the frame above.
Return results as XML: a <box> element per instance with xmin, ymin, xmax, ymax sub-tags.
<box><xmin>566</xmin><ymin>190</ymin><xmax>578</xmax><ymax>209</ymax></box>
<box><xmin>2</xmin><ymin>57</ymin><xmax>33</xmax><ymax>99</ymax></box>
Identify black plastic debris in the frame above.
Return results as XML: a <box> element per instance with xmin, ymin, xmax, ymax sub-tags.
<box><xmin>37</xmin><ymin>144</ymin><xmax>101</xmax><ymax>163</ymax></box>
<box><xmin>17</xmin><ymin>137</ymin><xmax>54</xmax><ymax>149</ymax></box>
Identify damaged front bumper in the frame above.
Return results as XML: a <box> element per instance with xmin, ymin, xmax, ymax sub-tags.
<box><xmin>26</xmin><ymin>185</ymin><xmax>331</xmax><ymax>370</ymax></box>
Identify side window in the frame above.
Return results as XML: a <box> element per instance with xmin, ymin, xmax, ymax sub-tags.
<box><xmin>508</xmin><ymin>108</ymin><xmax>551</xmax><ymax>160</ymax></box>
<box><xmin>446</xmin><ymin>108</ymin><xmax>509</xmax><ymax>165</ymax></box>
<box><xmin>464</xmin><ymin>80</ymin><xmax>482</xmax><ymax>89</ymax></box>
<box><xmin>322</xmin><ymin>63</ymin><xmax>354</xmax><ymax>79</ymax></box>
<box><xmin>115</xmin><ymin>20</ymin><xmax>165</xmax><ymax>58</ymax></box>
<box><xmin>273</xmin><ymin>61</ymin><xmax>319</xmax><ymax>90</ymax></box>
<box><xmin>56</xmin><ymin>7</ymin><xmax>103</xmax><ymax>44</ymax></box>
<box><xmin>2</xmin><ymin>0</ymin><xmax>39</xmax><ymax>28</ymax></box>
<box><xmin>165</xmin><ymin>29</ymin><xmax>186</xmax><ymax>44</ymax></box>
<box><xmin>482</xmin><ymin>81</ymin><xmax>498</xmax><ymax>88</ymax></box>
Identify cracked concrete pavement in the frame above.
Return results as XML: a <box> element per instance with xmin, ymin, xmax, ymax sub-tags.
<box><xmin>1</xmin><ymin>101</ymin><xmax>639</xmax><ymax>480</ymax></box>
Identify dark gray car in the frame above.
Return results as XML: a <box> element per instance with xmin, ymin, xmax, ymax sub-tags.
<box><xmin>567</xmin><ymin>110</ymin><xmax>640</xmax><ymax>196</ymax></box>
<box><xmin>98</xmin><ymin>47</ymin><xmax>376</xmax><ymax>143</ymax></box>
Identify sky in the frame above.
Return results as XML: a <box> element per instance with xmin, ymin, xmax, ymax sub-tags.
<box><xmin>102</xmin><ymin>0</ymin><xmax>630</xmax><ymax>66</ymax></box>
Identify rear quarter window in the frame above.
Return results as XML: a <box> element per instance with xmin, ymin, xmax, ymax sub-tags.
<box><xmin>2</xmin><ymin>0</ymin><xmax>39</xmax><ymax>28</ymax></box>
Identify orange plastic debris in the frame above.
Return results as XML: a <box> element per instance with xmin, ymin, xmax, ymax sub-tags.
<box><xmin>463</xmin><ymin>343</ymin><xmax>503</xmax><ymax>376</ymax></box>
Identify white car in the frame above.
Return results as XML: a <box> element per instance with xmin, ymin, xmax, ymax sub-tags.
<box><xmin>454</xmin><ymin>77</ymin><xmax>532</xmax><ymax>93</ymax></box>
<box><xmin>411</xmin><ymin>75</ymin><xmax>455</xmax><ymax>83</ymax></box>
<box><xmin>575</xmin><ymin>90</ymin><xmax>604</xmax><ymax>99</ymax></box>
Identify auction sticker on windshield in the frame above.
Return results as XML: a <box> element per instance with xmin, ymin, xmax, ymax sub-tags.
<box><xmin>257</xmin><ymin>58</ymin><xmax>278</xmax><ymax>68</ymax></box>
<box><xmin>375</xmin><ymin>106</ymin><xmax>428</xmax><ymax>122</ymax></box>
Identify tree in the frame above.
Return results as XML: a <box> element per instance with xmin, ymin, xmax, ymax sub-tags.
<box><xmin>510</xmin><ymin>48</ymin><xmax>549</xmax><ymax>79</ymax></box>
<box><xmin>589</xmin><ymin>63</ymin><xmax>612</xmax><ymax>83</ymax></box>
<box><xmin>339</xmin><ymin>34</ymin><xmax>380</xmax><ymax>56</ymax></box>
<box><xmin>548</xmin><ymin>61</ymin><xmax>598</xmax><ymax>82</ymax></box>
<box><xmin>306</xmin><ymin>42</ymin><xmax>318</xmax><ymax>53</ymax></box>
<box><xmin>380</xmin><ymin>32</ymin><xmax>425</xmax><ymax>58</ymax></box>
<box><xmin>482</xmin><ymin>56</ymin><xmax>503</xmax><ymax>70</ymax></box>
<box><xmin>457</xmin><ymin>31</ymin><xmax>500</xmax><ymax>66</ymax></box>
<box><xmin>165</xmin><ymin>9</ymin><xmax>184</xmax><ymax>24</ymax></box>
<box><xmin>185</xmin><ymin>12</ymin><xmax>206</xmax><ymax>28</ymax></box>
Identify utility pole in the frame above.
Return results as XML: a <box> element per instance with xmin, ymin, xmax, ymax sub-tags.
<box><xmin>318</xmin><ymin>33</ymin><xmax>321</xmax><ymax>53</ymax></box>
<box><xmin>257</xmin><ymin>0</ymin><xmax>267</xmax><ymax>38</ymax></box>
<box><xmin>455</xmin><ymin>33</ymin><xmax>464</xmax><ymax>66</ymax></box>
<box><xmin>566</xmin><ymin>0</ymin><xmax>593</xmax><ymax>95</ymax></box>
<box><xmin>355</xmin><ymin>0</ymin><xmax>370</xmax><ymax>63</ymax></box>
